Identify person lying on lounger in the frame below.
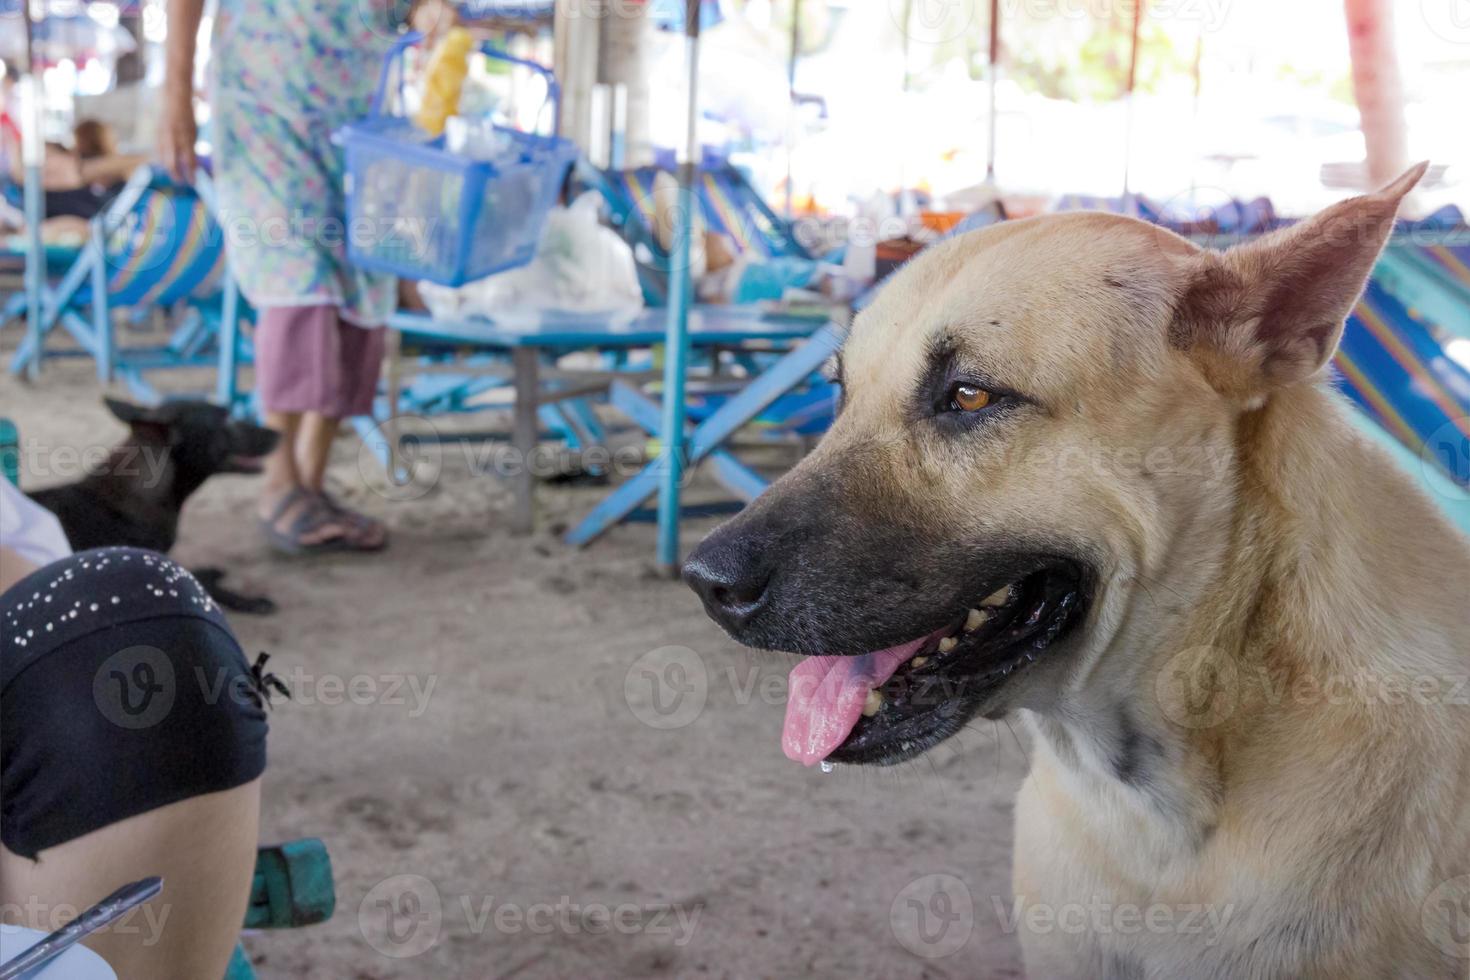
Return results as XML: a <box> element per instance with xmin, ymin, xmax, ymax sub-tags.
<box><xmin>0</xmin><ymin>119</ymin><xmax>147</xmax><ymax>240</ymax></box>
<box><xmin>649</xmin><ymin>171</ymin><xmax>852</xmax><ymax>305</ymax></box>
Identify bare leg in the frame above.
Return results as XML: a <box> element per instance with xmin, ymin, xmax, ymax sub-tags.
<box><xmin>256</xmin><ymin>410</ymin><xmax>353</xmax><ymax>548</ymax></box>
<box><xmin>298</xmin><ymin>412</ymin><xmax>388</xmax><ymax>549</ymax></box>
<box><xmin>0</xmin><ymin>780</ymin><xmax>261</xmax><ymax>980</ymax></box>
<box><xmin>294</xmin><ymin>411</ymin><xmax>338</xmax><ymax>495</ymax></box>
<box><xmin>260</xmin><ymin>409</ymin><xmax>302</xmax><ymax>503</ymax></box>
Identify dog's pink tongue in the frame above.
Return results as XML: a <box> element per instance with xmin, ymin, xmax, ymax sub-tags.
<box><xmin>782</xmin><ymin>637</ymin><xmax>930</xmax><ymax>766</ymax></box>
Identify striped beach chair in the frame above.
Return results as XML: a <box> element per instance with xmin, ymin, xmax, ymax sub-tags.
<box><xmin>1372</xmin><ymin>210</ymin><xmax>1470</xmax><ymax>345</ymax></box>
<box><xmin>1336</xmin><ymin>280</ymin><xmax>1470</xmax><ymax>483</ymax></box>
<box><xmin>8</xmin><ymin>165</ymin><xmax>249</xmax><ymax>404</ymax></box>
<box><xmin>588</xmin><ymin>161</ymin><xmax>815</xmax><ymax>308</ymax></box>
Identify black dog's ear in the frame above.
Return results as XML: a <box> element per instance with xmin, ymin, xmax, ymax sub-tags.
<box><xmin>104</xmin><ymin>397</ymin><xmax>152</xmax><ymax>424</ymax></box>
<box><xmin>103</xmin><ymin>397</ymin><xmax>180</xmax><ymax>435</ymax></box>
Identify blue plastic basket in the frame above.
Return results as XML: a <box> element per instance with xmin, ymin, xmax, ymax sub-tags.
<box><xmin>339</xmin><ymin>33</ymin><xmax>577</xmax><ymax>287</ymax></box>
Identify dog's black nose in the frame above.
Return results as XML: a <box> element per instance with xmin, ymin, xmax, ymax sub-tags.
<box><xmin>683</xmin><ymin>535</ymin><xmax>771</xmax><ymax>632</ymax></box>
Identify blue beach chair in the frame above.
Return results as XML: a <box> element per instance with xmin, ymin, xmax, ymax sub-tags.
<box><xmin>580</xmin><ymin>159</ymin><xmax>816</xmax><ymax>309</ymax></box>
<box><xmin>1372</xmin><ymin>209</ymin><xmax>1470</xmax><ymax>344</ymax></box>
<box><xmin>7</xmin><ymin>165</ymin><xmax>252</xmax><ymax>405</ymax></box>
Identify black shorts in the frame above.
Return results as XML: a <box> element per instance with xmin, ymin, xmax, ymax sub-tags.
<box><xmin>43</xmin><ymin>186</ymin><xmax>110</xmax><ymax>221</ymax></box>
<box><xmin>1</xmin><ymin>547</ymin><xmax>268</xmax><ymax>860</ymax></box>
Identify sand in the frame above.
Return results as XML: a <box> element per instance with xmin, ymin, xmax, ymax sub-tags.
<box><xmin>1</xmin><ymin>338</ymin><xmax>1028</xmax><ymax>979</ymax></box>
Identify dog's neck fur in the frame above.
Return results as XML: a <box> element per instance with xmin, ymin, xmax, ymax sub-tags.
<box><xmin>78</xmin><ymin>442</ymin><xmax>188</xmax><ymax>539</ymax></box>
<box><xmin>1029</xmin><ymin>380</ymin><xmax>1470</xmax><ymax>871</ymax></box>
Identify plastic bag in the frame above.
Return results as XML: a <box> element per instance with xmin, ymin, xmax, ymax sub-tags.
<box><xmin>418</xmin><ymin>191</ymin><xmax>644</xmax><ymax>318</ymax></box>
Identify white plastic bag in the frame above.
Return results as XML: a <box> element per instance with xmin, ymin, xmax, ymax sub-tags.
<box><xmin>418</xmin><ymin>191</ymin><xmax>644</xmax><ymax>319</ymax></box>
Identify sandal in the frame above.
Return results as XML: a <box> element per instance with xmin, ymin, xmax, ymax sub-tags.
<box><xmin>316</xmin><ymin>491</ymin><xmax>389</xmax><ymax>552</ymax></box>
<box><xmin>258</xmin><ymin>488</ymin><xmax>357</xmax><ymax>556</ymax></box>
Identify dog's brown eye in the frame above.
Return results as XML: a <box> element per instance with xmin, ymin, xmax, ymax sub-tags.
<box><xmin>950</xmin><ymin>384</ymin><xmax>992</xmax><ymax>412</ymax></box>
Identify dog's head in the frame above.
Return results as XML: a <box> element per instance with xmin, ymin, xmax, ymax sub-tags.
<box><xmin>685</xmin><ymin>165</ymin><xmax>1425</xmax><ymax>768</ymax></box>
<box><xmin>105</xmin><ymin>398</ymin><xmax>279</xmax><ymax>500</ymax></box>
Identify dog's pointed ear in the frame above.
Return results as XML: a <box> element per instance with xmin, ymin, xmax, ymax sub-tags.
<box><xmin>103</xmin><ymin>397</ymin><xmax>149</xmax><ymax>425</ymax></box>
<box><xmin>103</xmin><ymin>397</ymin><xmax>179</xmax><ymax>431</ymax></box>
<box><xmin>1171</xmin><ymin>161</ymin><xmax>1427</xmax><ymax>397</ymax></box>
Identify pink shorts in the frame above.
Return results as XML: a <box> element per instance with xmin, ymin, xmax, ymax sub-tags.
<box><xmin>254</xmin><ymin>306</ymin><xmax>385</xmax><ymax>417</ymax></box>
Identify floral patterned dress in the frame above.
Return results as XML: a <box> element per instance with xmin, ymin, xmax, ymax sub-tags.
<box><xmin>209</xmin><ymin>0</ymin><xmax>404</xmax><ymax>325</ymax></box>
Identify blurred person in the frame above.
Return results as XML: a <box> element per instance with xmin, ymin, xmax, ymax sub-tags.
<box><xmin>0</xmin><ymin>117</ymin><xmax>145</xmax><ymax>239</ymax></box>
<box><xmin>0</xmin><ymin>479</ymin><xmax>266</xmax><ymax>979</ymax></box>
<box><xmin>158</xmin><ymin>0</ymin><xmax>458</xmax><ymax>554</ymax></box>
<box><xmin>650</xmin><ymin>171</ymin><xmax>851</xmax><ymax>305</ymax></box>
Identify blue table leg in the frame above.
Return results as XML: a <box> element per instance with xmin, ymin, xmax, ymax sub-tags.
<box><xmin>608</xmin><ymin>380</ymin><xmax>766</xmax><ymax>501</ymax></box>
<box><xmin>22</xmin><ymin>161</ymin><xmax>43</xmax><ymax>381</ymax></box>
<box><xmin>511</xmin><ymin>347</ymin><xmax>539</xmax><ymax>534</ymax></box>
<box><xmin>564</xmin><ymin>322</ymin><xmax>845</xmax><ymax>548</ymax></box>
<box><xmin>217</xmin><ymin>275</ymin><xmax>242</xmax><ymax>409</ymax></box>
<box><xmin>656</xmin><ymin>172</ymin><xmax>698</xmax><ymax>575</ymax></box>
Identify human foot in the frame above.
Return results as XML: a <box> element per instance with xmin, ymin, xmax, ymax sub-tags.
<box><xmin>315</xmin><ymin>491</ymin><xmax>388</xmax><ymax>551</ymax></box>
<box><xmin>257</xmin><ymin>487</ymin><xmax>377</xmax><ymax>555</ymax></box>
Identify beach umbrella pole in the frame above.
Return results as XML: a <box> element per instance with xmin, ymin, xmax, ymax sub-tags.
<box><xmin>20</xmin><ymin>5</ymin><xmax>45</xmax><ymax>381</ymax></box>
<box><xmin>655</xmin><ymin>0</ymin><xmax>702</xmax><ymax>575</ymax></box>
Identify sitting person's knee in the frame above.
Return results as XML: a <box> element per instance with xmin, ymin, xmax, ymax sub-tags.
<box><xmin>1</xmin><ymin>547</ymin><xmax>269</xmax><ymax>860</ymax></box>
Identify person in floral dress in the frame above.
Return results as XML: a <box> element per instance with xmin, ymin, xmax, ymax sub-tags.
<box><xmin>159</xmin><ymin>0</ymin><xmax>456</xmax><ymax>553</ymax></box>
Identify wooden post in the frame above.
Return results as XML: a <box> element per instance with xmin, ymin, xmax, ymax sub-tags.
<box><xmin>597</xmin><ymin>0</ymin><xmax>652</xmax><ymax>167</ymax></box>
<box><xmin>553</xmin><ymin>0</ymin><xmax>599</xmax><ymax>150</ymax></box>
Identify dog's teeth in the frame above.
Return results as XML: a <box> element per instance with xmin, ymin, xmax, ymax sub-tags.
<box><xmin>937</xmin><ymin>637</ymin><xmax>958</xmax><ymax>654</ymax></box>
<box><xmin>964</xmin><ymin>608</ymin><xmax>989</xmax><ymax>632</ymax></box>
<box><xmin>981</xmin><ymin>585</ymin><xmax>1012</xmax><ymax>608</ymax></box>
<box><xmin>863</xmin><ymin>689</ymin><xmax>883</xmax><ymax>717</ymax></box>
<box><xmin>910</xmin><ymin>656</ymin><xmax>929</xmax><ymax>669</ymax></box>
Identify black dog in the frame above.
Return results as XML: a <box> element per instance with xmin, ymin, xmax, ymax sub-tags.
<box><xmin>28</xmin><ymin>398</ymin><xmax>280</xmax><ymax>614</ymax></box>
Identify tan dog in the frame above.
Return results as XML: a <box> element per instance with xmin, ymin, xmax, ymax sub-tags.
<box><xmin>685</xmin><ymin>163</ymin><xmax>1470</xmax><ymax>978</ymax></box>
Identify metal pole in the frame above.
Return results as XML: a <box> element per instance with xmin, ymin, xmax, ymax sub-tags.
<box><xmin>655</xmin><ymin>0</ymin><xmax>701</xmax><ymax>576</ymax></box>
<box><xmin>784</xmin><ymin>0</ymin><xmax>800</xmax><ymax>217</ymax></box>
<box><xmin>20</xmin><ymin>3</ymin><xmax>45</xmax><ymax>381</ymax></box>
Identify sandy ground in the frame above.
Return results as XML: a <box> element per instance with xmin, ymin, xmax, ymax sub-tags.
<box><xmin>1</xmin><ymin>331</ymin><xmax>1029</xmax><ymax>979</ymax></box>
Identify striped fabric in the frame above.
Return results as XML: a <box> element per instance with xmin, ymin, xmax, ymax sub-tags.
<box><xmin>98</xmin><ymin>181</ymin><xmax>226</xmax><ymax>308</ymax></box>
<box><xmin>1418</xmin><ymin>241</ymin><xmax>1470</xmax><ymax>293</ymax></box>
<box><xmin>613</xmin><ymin>166</ymin><xmax>807</xmax><ymax>264</ymax></box>
<box><xmin>1335</xmin><ymin>280</ymin><xmax>1470</xmax><ymax>487</ymax></box>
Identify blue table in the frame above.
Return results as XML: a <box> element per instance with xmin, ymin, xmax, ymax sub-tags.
<box><xmin>382</xmin><ymin>306</ymin><xmax>837</xmax><ymax>536</ymax></box>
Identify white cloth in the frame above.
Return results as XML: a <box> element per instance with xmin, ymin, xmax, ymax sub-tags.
<box><xmin>0</xmin><ymin>479</ymin><xmax>72</xmax><ymax>568</ymax></box>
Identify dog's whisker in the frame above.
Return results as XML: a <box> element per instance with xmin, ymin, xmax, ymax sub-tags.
<box><xmin>1003</xmin><ymin>718</ymin><xmax>1031</xmax><ymax>768</ymax></box>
